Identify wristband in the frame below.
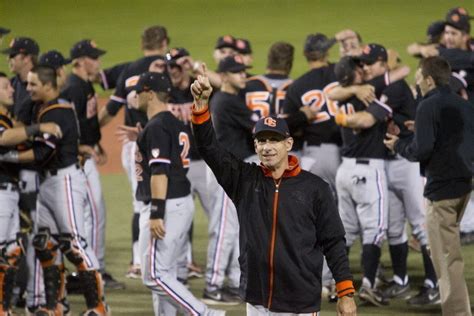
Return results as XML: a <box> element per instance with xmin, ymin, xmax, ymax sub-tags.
<box><xmin>335</xmin><ymin>112</ymin><xmax>348</xmax><ymax>127</ymax></box>
<box><xmin>25</xmin><ymin>124</ymin><xmax>40</xmax><ymax>137</ymax></box>
<box><xmin>336</xmin><ymin>280</ymin><xmax>355</xmax><ymax>298</ymax></box>
<box><xmin>0</xmin><ymin>151</ymin><xmax>19</xmax><ymax>163</ymax></box>
<box><xmin>150</xmin><ymin>198</ymin><xmax>166</xmax><ymax>219</ymax></box>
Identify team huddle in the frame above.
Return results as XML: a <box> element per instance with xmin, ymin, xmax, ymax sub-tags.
<box><xmin>0</xmin><ymin>4</ymin><xmax>473</xmax><ymax>316</ymax></box>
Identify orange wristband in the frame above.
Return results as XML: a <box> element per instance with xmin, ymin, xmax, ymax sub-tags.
<box><xmin>191</xmin><ymin>103</ymin><xmax>210</xmax><ymax>125</ymax></box>
<box><xmin>335</xmin><ymin>112</ymin><xmax>348</xmax><ymax>127</ymax></box>
<box><xmin>336</xmin><ymin>280</ymin><xmax>355</xmax><ymax>298</ymax></box>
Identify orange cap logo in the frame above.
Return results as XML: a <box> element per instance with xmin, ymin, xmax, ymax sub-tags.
<box><xmin>223</xmin><ymin>35</ymin><xmax>233</xmax><ymax>43</ymax></box>
<box><xmin>452</xmin><ymin>14</ymin><xmax>460</xmax><ymax>22</ymax></box>
<box><xmin>264</xmin><ymin>117</ymin><xmax>277</xmax><ymax>127</ymax></box>
<box><xmin>234</xmin><ymin>55</ymin><xmax>243</xmax><ymax>63</ymax></box>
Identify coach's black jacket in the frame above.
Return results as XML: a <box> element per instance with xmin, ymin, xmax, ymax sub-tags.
<box><xmin>192</xmin><ymin>106</ymin><xmax>354</xmax><ymax>313</ymax></box>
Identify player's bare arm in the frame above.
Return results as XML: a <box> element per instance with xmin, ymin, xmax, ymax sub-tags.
<box><xmin>327</xmin><ymin>84</ymin><xmax>375</xmax><ymax>106</ymax></box>
<box><xmin>0</xmin><ymin>122</ymin><xmax>62</xmax><ymax>147</ymax></box>
<box><xmin>335</xmin><ymin>108</ymin><xmax>377</xmax><ymax>129</ymax></box>
<box><xmin>150</xmin><ymin>174</ymin><xmax>168</xmax><ymax>239</ymax></box>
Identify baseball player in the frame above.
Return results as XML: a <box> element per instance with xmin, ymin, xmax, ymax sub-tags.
<box><xmin>190</xmin><ymin>72</ymin><xmax>357</xmax><ymax>316</ymax></box>
<box><xmin>0</xmin><ymin>72</ymin><xmax>62</xmax><ymax>316</ymax></box>
<box><xmin>283</xmin><ymin>33</ymin><xmax>342</xmax><ymax>189</ymax></box>
<box><xmin>1</xmin><ymin>36</ymin><xmax>40</xmax><ymax>309</ymax></box>
<box><xmin>333</xmin><ymin>56</ymin><xmax>393</xmax><ymax>307</ymax></box>
<box><xmin>165</xmin><ymin>47</ymin><xmax>206</xmax><ymax>282</ymax></box>
<box><xmin>234</xmin><ymin>38</ymin><xmax>253</xmax><ymax>67</ymax></box>
<box><xmin>203</xmin><ymin>56</ymin><xmax>256</xmax><ymax>305</ymax></box>
<box><xmin>26</xmin><ymin>65</ymin><xmax>108</xmax><ymax>315</ymax></box>
<box><xmin>98</xmin><ymin>25</ymin><xmax>169</xmax><ymax>279</ymax></box>
<box><xmin>61</xmin><ymin>39</ymin><xmax>125</xmax><ymax>289</ymax></box>
<box><xmin>95</xmin><ymin>62</ymin><xmax>131</xmax><ymax>91</ymax></box>
<box><xmin>244</xmin><ymin>42</ymin><xmax>294</xmax><ymax>118</ymax></box>
<box><xmin>133</xmin><ymin>71</ymin><xmax>224</xmax><ymax>316</ymax></box>
<box><xmin>359</xmin><ymin>44</ymin><xmax>439</xmax><ymax>305</ymax></box>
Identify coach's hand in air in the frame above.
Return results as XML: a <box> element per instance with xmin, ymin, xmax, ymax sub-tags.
<box><xmin>190</xmin><ymin>64</ymin><xmax>213</xmax><ymax>111</ymax></box>
<box><xmin>150</xmin><ymin>219</ymin><xmax>166</xmax><ymax>239</ymax></box>
<box><xmin>337</xmin><ymin>295</ymin><xmax>357</xmax><ymax>316</ymax></box>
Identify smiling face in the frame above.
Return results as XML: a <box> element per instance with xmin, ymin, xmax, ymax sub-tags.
<box><xmin>362</xmin><ymin>60</ymin><xmax>386</xmax><ymax>81</ymax></box>
<box><xmin>444</xmin><ymin>25</ymin><xmax>469</xmax><ymax>49</ymax></box>
<box><xmin>0</xmin><ymin>77</ymin><xmax>14</xmax><ymax>107</ymax></box>
<box><xmin>254</xmin><ymin>131</ymin><xmax>293</xmax><ymax>170</ymax></box>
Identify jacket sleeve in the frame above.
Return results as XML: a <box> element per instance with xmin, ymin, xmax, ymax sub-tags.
<box><xmin>395</xmin><ymin>100</ymin><xmax>436</xmax><ymax>162</ymax></box>
<box><xmin>192</xmin><ymin>105</ymin><xmax>254</xmax><ymax>204</ymax></box>
<box><xmin>314</xmin><ymin>180</ymin><xmax>355</xmax><ymax>296</ymax></box>
<box><xmin>438</xmin><ymin>47</ymin><xmax>474</xmax><ymax>70</ymax></box>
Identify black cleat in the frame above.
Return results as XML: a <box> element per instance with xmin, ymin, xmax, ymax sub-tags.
<box><xmin>202</xmin><ymin>289</ymin><xmax>241</xmax><ymax>306</ymax></box>
<box><xmin>102</xmin><ymin>272</ymin><xmax>126</xmax><ymax>290</ymax></box>
<box><xmin>381</xmin><ymin>281</ymin><xmax>411</xmax><ymax>299</ymax></box>
<box><xmin>407</xmin><ymin>286</ymin><xmax>440</xmax><ymax>306</ymax></box>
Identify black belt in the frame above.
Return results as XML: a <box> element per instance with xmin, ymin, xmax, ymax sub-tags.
<box><xmin>45</xmin><ymin>163</ymin><xmax>81</xmax><ymax>176</ymax></box>
<box><xmin>355</xmin><ymin>159</ymin><xmax>370</xmax><ymax>165</ymax></box>
<box><xmin>0</xmin><ymin>182</ymin><xmax>19</xmax><ymax>192</ymax></box>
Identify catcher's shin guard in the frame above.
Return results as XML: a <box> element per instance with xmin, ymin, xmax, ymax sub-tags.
<box><xmin>58</xmin><ymin>234</ymin><xmax>87</xmax><ymax>271</ymax></box>
<box><xmin>33</xmin><ymin>228</ymin><xmax>58</xmax><ymax>268</ymax></box>
<box><xmin>0</xmin><ymin>264</ymin><xmax>15</xmax><ymax>315</ymax></box>
<box><xmin>79</xmin><ymin>271</ymin><xmax>109</xmax><ymax>315</ymax></box>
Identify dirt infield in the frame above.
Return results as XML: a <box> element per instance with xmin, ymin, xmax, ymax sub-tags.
<box><xmin>97</xmin><ymin>98</ymin><xmax>125</xmax><ymax>175</ymax></box>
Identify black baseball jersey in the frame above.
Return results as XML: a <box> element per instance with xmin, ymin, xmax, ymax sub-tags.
<box><xmin>61</xmin><ymin>74</ymin><xmax>101</xmax><ymax>146</ymax></box>
<box><xmin>32</xmin><ymin>98</ymin><xmax>79</xmax><ymax>170</ymax></box>
<box><xmin>284</xmin><ymin>64</ymin><xmax>342</xmax><ymax>146</ymax></box>
<box><xmin>11</xmin><ymin>75</ymin><xmax>35</xmax><ymax>124</ymax></box>
<box><xmin>106</xmin><ymin>55</ymin><xmax>165</xmax><ymax>127</ymax></box>
<box><xmin>243</xmin><ymin>74</ymin><xmax>293</xmax><ymax>118</ymax></box>
<box><xmin>381</xmin><ymin>80</ymin><xmax>416</xmax><ymax>139</ymax></box>
<box><xmin>0</xmin><ymin>114</ymin><xmax>20</xmax><ymax>183</ymax></box>
<box><xmin>168</xmin><ymin>82</ymin><xmax>201</xmax><ymax>160</ymax></box>
<box><xmin>339</xmin><ymin>98</ymin><xmax>392</xmax><ymax>159</ymax></box>
<box><xmin>438</xmin><ymin>47</ymin><xmax>474</xmax><ymax>104</ymax></box>
<box><xmin>135</xmin><ymin>111</ymin><xmax>191</xmax><ymax>202</ymax></box>
<box><xmin>339</xmin><ymin>75</ymin><xmax>392</xmax><ymax>159</ymax></box>
<box><xmin>210</xmin><ymin>91</ymin><xmax>257</xmax><ymax>160</ymax></box>
<box><xmin>99</xmin><ymin>62</ymin><xmax>131</xmax><ymax>91</ymax></box>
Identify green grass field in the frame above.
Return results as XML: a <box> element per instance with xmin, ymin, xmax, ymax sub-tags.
<box><xmin>2</xmin><ymin>1</ymin><xmax>474</xmax><ymax>315</ymax></box>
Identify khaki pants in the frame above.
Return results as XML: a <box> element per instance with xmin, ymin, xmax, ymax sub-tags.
<box><xmin>427</xmin><ymin>193</ymin><xmax>472</xmax><ymax>316</ymax></box>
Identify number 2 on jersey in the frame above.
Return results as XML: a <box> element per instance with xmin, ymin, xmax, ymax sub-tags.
<box><xmin>300</xmin><ymin>82</ymin><xmax>339</xmax><ymax>124</ymax></box>
<box><xmin>179</xmin><ymin>132</ymin><xmax>190</xmax><ymax>168</ymax></box>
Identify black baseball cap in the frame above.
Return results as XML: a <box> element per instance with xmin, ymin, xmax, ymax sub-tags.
<box><xmin>217</xmin><ymin>55</ymin><xmax>251</xmax><ymax>73</ymax></box>
<box><xmin>39</xmin><ymin>50</ymin><xmax>71</xmax><ymax>69</ymax></box>
<box><xmin>427</xmin><ymin>21</ymin><xmax>446</xmax><ymax>44</ymax></box>
<box><xmin>304</xmin><ymin>33</ymin><xmax>336</xmax><ymax>53</ymax></box>
<box><xmin>0</xmin><ymin>27</ymin><xmax>10</xmax><ymax>35</ymax></box>
<box><xmin>445</xmin><ymin>11</ymin><xmax>471</xmax><ymax>33</ymax></box>
<box><xmin>166</xmin><ymin>47</ymin><xmax>190</xmax><ymax>66</ymax></box>
<box><xmin>134</xmin><ymin>71</ymin><xmax>172</xmax><ymax>94</ymax></box>
<box><xmin>1</xmin><ymin>37</ymin><xmax>39</xmax><ymax>56</ymax></box>
<box><xmin>253</xmin><ymin>116</ymin><xmax>290</xmax><ymax>138</ymax></box>
<box><xmin>215</xmin><ymin>35</ymin><xmax>236</xmax><ymax>50</ymax></box>
<box><xmin>235</xmin><ymin>38</ymin><xmax>252</xmax><ymax>54</ymax></box>
<box><xmin>358</xmin><ymin>43</ymin><xmax>388</xmax><ymax>64</ymax></box>
<box><xmin>70</xmin><ymin>39</ymin><xmax>106</xmax><ymax>59</ymax></box>
<box><xmin>446</xmin><ymin>7</ymin><xmax>472</xmax><ymax>20</ymax></box>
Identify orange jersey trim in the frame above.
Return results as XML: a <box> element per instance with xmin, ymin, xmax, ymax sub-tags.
<box><xmin>38</xmin><ymin>104</ymin><xmax>74</xmax><ymax>121</ymax></box>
